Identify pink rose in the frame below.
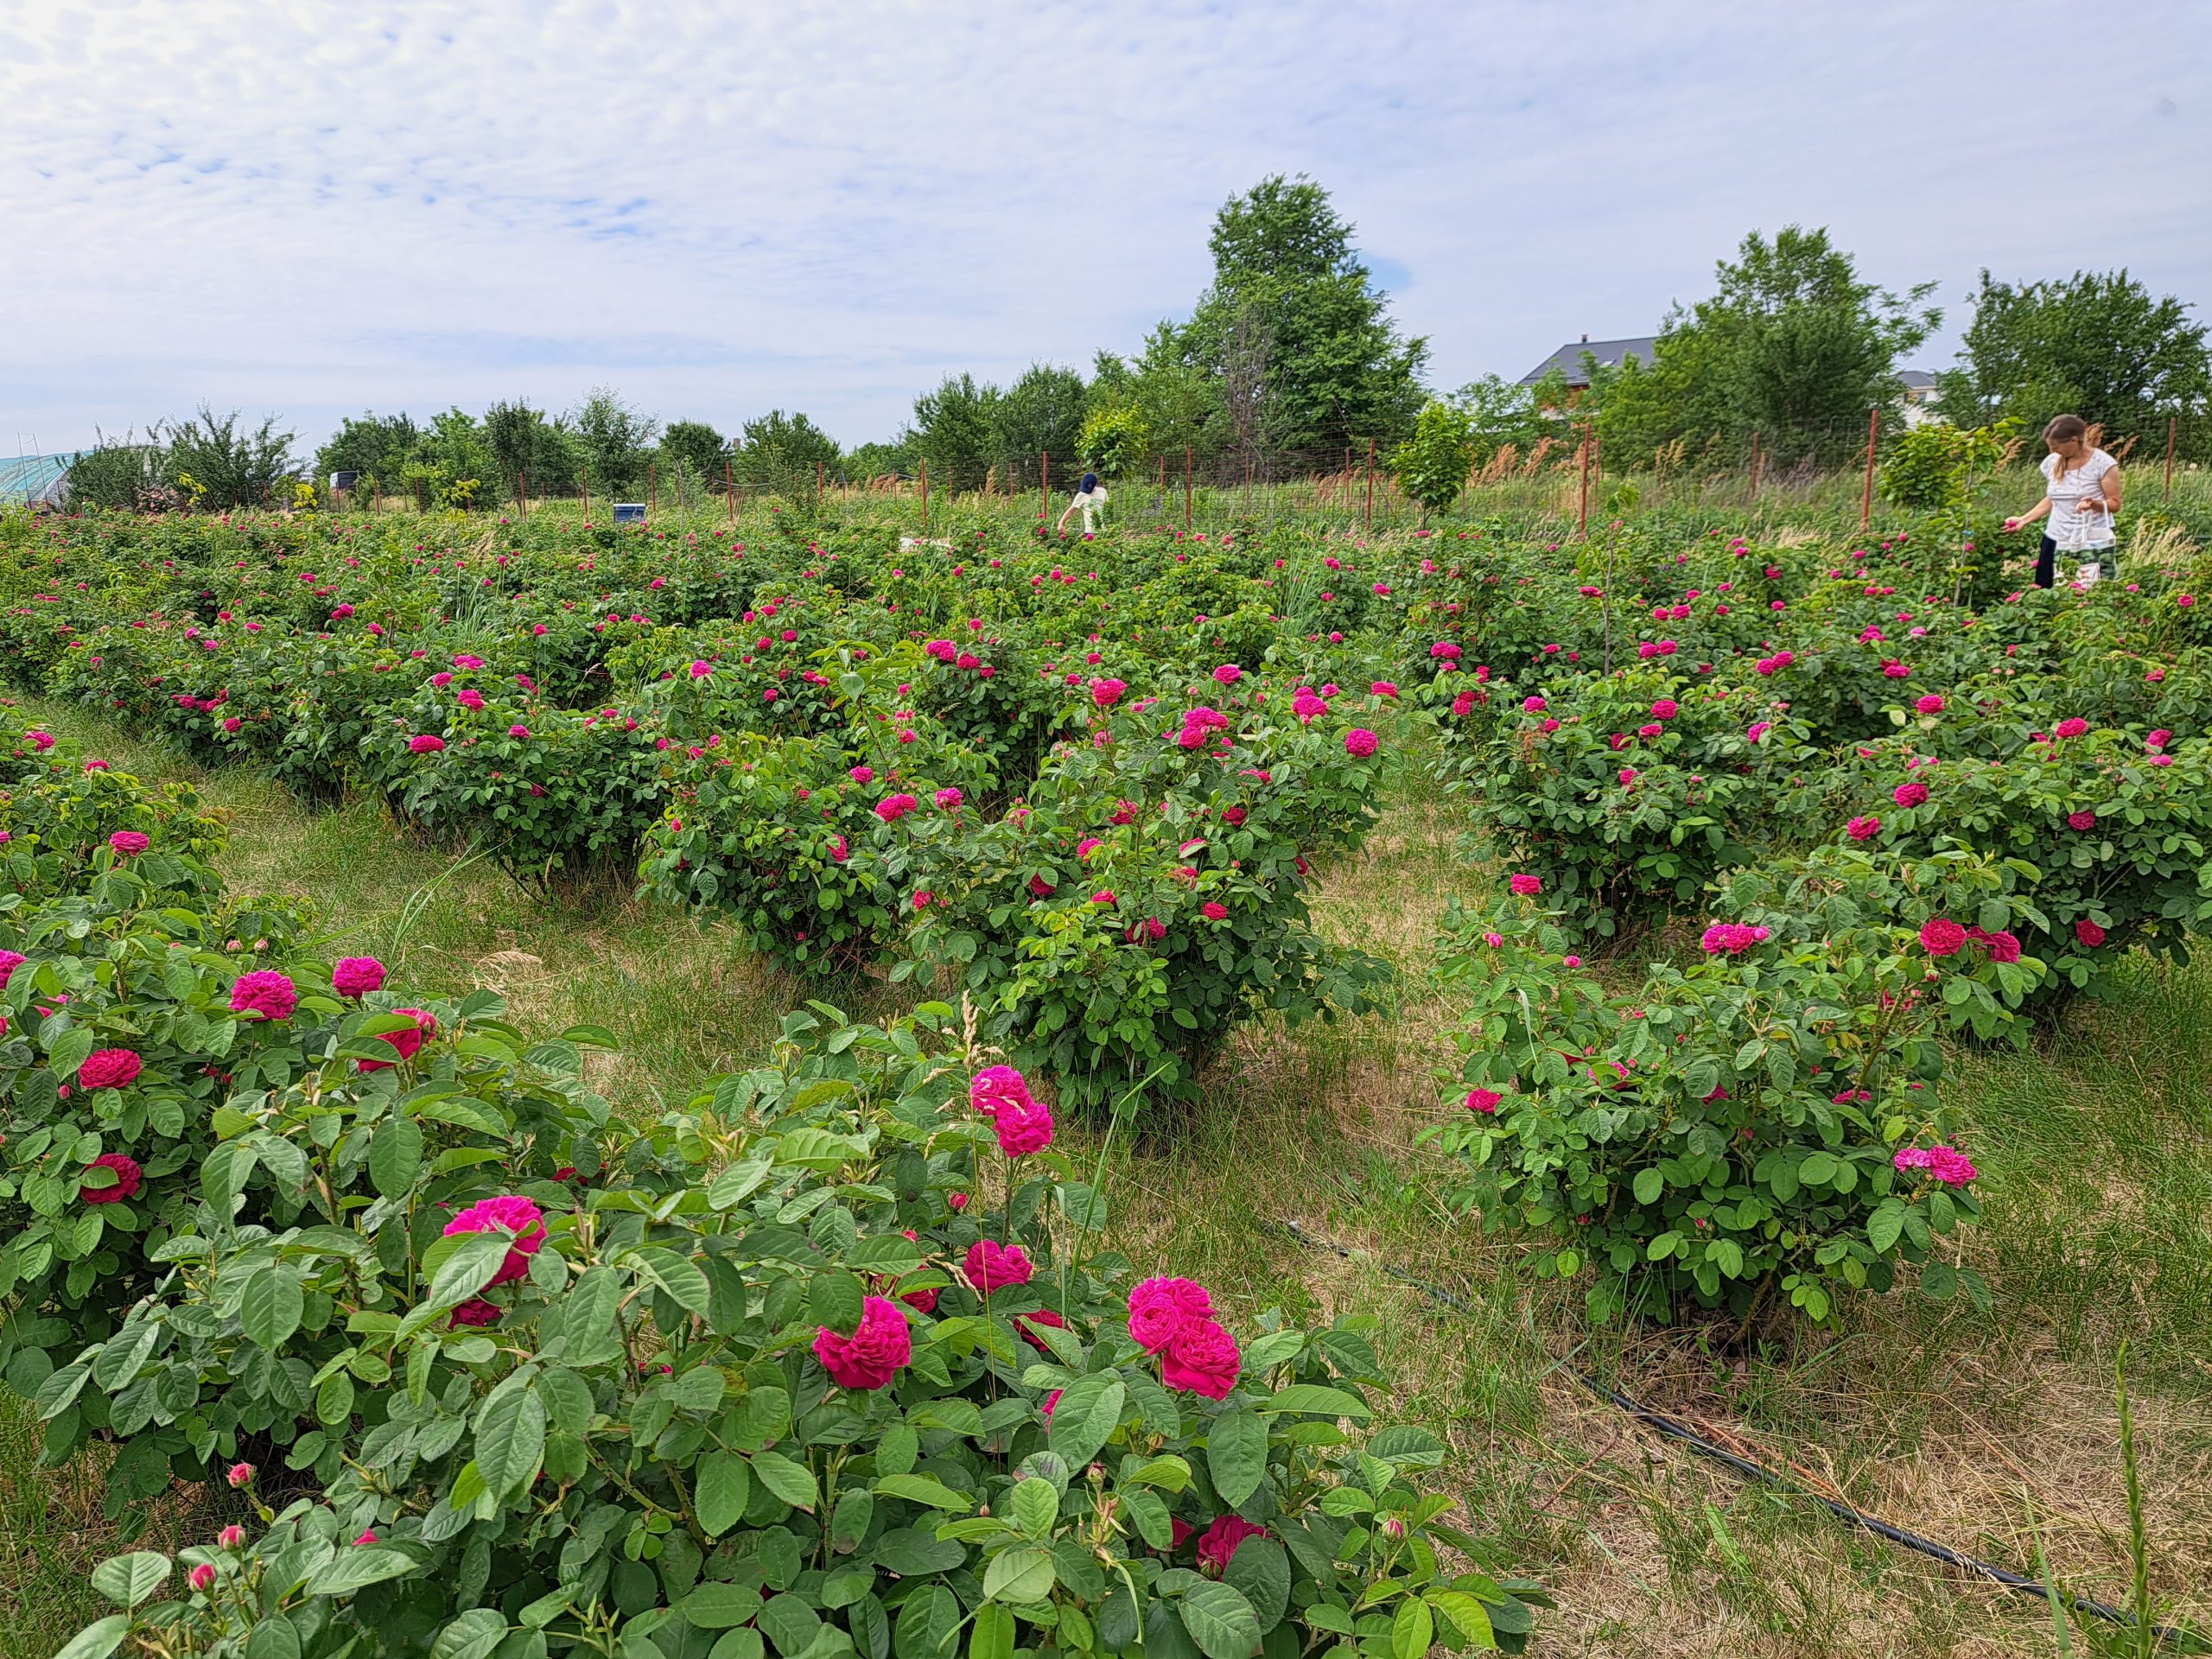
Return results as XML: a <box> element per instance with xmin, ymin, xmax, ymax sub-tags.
<box><xmin>442</xmin><ymin>1195</ymin><xmax>547</xmax><ymax>1285</ymax></box>
<box><xmin>333</xmin><ymin>956</ymin><xmax>386</xmax><ymax>997</ymax></box>
<box><xmin>1162</xmin><ymin>1319</ymin><xmax>1243</xmax><ymax>1399</ymax></box>
<box><xmin>963</xmin><ymin>1239</ymin><xmax>1035</xmax><ymax>1294</ymax></box>
<box><xmin>80</xmin><ymin>1152</ymin><xmax>143</xmax><ymax>1205</ymax></box>
<box><xmin>814</xmin><ymin>1294</ymin><xmax>912</xmax><ymax>1389</ymax></box>
<box><xmin>1128</xmin><ymin>1276</ymin><xmax>1213</xmax><ymax>1354</ymax></box>
<box><xmin>228</xmin><ymin>969</ymin><xmax>298</xmax><ymax>1021</ymax></box>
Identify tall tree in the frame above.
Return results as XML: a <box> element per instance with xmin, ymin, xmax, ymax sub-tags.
<box><xmin>482</xmin><ymin>400</ymin><xmax>576</xmax><ymax>500</ymax></box>
<box><xmin>567</xmin><ymin>387</ymin><xmax>658</xmax><ymax>497</ymax></box>
<box><xmin>1592</xmin><ymin>226</ymin><xmax>1937</xmax><ymax>467</ymax></box>
<box><xmin>989</xmin><ymin>365</ymin><xmax>1089</xmax><ymax>476</ymax></box>
<box><xmin>658</xmin><ymin>420</ymin><xmax>729</xmax><ymax>486</ymax></box>
<box><xmin>316</xmin><ymin>412</ymin><xmax>419</xmax><ymax>491</ymax></box>
<box><xmin>738</xmin><ymin>410</ymin><xmax>841</xmax><ymax>493</ymax></box>
<box><xmin>1936</xmin><ymin>269</ymin><xmax>2211</xmax><ymax>450</ymax></box>
<box><xmin>907</xmin><ymin>374</ymin><xmax>1001</xmax><ymax>493</ymax></box>
<box><xmin>1180</xmin><ymin>175</ymin><xmax>1428</xmax><ymax>457</ymax></box>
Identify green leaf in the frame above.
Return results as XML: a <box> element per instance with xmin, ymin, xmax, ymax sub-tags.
<box><xmin>1010</xmin><ymin>1478</ymin><xmax>1058</xmax><ymax>1540</ymax></box>
<box><xmin>810</xmin><ymin>1272</ymin><xmax>867</xmax><ymax>1336</ymax></box>
<box><xmin>877</xmin><ymin>1529</ymin><xmax>966</xmax><ymax>1578</ymax></box>
<box><xmin>757</xmin><ymin>1592</ymin><xmax>823</xmax><ymax>1658</ymax></box>
<box><xmin>429</xmin><ymin>1608</ymin><xmax>509</xmax><ymax>1659</ymax></box>
<box><xmin>873</xmin><ymin>1472</ymin><xmax>969</xmax><ymax>1512</ymax></box>
<box><xmin>1867</xmin><ymin>1204</ymin><xmax>1906</xmax><ymax>1255</ymax></box>
<box><xmin>51</xmin><ymin>1616</ymin><xmax>131</xmax><ymax>1659</ymax></box>
<box><xmin>426</xmin><ymin>1233</ymin><xmax>512</xmax><ymax>1313</ymax></box>
<box><xmin>305</xmin><ymin>1547</ymin><xmax>418</xmax><ymax>1596</ymax></box>
<box><xmin>369</xmin><ymin>1118</ymin><xmax>425</xmax><ymax>1199</ymax></box>
<box><xmin>240</xmin><ymin>1268</ymin><xmax>304</xmax><ymax>1353</ymax></box>
<box><xmin>969</xmin><ymin>1605</ymin><xmax>1014</xmax><ymax>1659</ymax></box>
<box><xmin>475</xmin><ymin>1382</ymin><xmax>547</xmax><ymax>1499</ymax></box>
<box><xmin>1222</xmin><ymin>1538</ymin><xmax>1290</xmax><ymax>1634</ymax></box>
<box><xmin>686</xmin><ymin>1583</ymin><xmax>767</xmax><ymax>1630</ymax></box>
<box><xmin>1205</xmin><ymin>1405</ymin><xmax>1268</xmax><ymax>1508</ymax></box>
<box><xmin>1425</xmin><ymin>1592</ymin><xmax>1495</xmax><ymax>1649</ymax></box>
<box><xmin>1045</xmin><ymin>1373</ymin><xmax>1125</xmax><ymax>1468</ymax></box>
<box><xmin>750</xmin><ymin>1450</ymin><xmax>819</xmax><ymax>1510</ymax></box>
<box><xmin>709</xmin><ymin>1632</ymin><xmax>766</xmax><ymax>1659</ymax></box>
<box><xmin>90</xmin><ymin>1551</ymin><xmax>170</xmax><ymax>1609</ymax></box>
<box><xmin>560</xmin><ymin>1267</ymin><xmax>626</xmax><ymax>1367</ymax></box>
<box><xmin>1255</xmin><ymin>1384</ymin><xmax>1370</xmax><ymax>1421</ymax></box>
<box><xmin>1179</xmin><ymin>1581</ymin><xmax>1262</xmax><ymax>1659</ymax></box>
<box><xmin>1919</xmin><ymin>1260</ymin><xmax>1960</xmax><ymax>1301</ymax></box>
<box><xmin>707</xmin><ymin>1160</ymin><xmax>774</xmax><ymax>1211</ymax></box>
<box><xmin>625</xmin><ymin>1247</ymin><xmax>713</xmax><ymax>1316</ymax></box>
<box><xmin>695</xmin><ymin>1451</ymin><xmax>752</xmax><ymax>1537</ymax></box>
<box><xmin>1389</xmin><ymin>1598</ymin><xmax>1433</xmax><ymax>1659</ymax></box>
<box><xmin>1632</xmin><ymin>1168</ymin><xmax>1663</xmax><ymax>1205</ymax></box>
<box><xmin>893</xmin><ymin>1586</ymin><xmax>961</xmax><ymax>1659</ymax></box>
<box><xmin>982</xmin><ymin>1544</ymin><xmax>1056</xmax><ymax>1604</ymax></box>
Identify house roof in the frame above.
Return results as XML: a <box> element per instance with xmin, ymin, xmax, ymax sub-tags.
<box><xmin>1897</xmin><ymin>370</ymin><xmax>1937</xmax><ymax>389</ymax></box>
<box><xmin>1520</xmin><ymin>336</ymin><xmax>1659</xmax><ymax>386</ymax></box>
<box><xmin>0</xmin><ymin>453</ymin><xmax>80</xmax><ymax>505</ymax></box>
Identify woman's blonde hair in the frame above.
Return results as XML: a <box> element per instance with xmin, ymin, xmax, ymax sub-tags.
<box><xmin>2044</xmin><ymin>414</ymin><xmax>2088</xmax><ymax>480</ymax></box>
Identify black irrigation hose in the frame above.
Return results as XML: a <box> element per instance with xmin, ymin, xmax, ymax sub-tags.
<box><xmin>1277</xmin><ymin>1220</ymin><xmax>2200</xmax><ymax>1650</ymax></box>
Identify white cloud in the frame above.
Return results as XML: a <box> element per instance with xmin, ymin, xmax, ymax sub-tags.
<box><xmin>3</xmin><ymin>0</ymin><xmax>2207</xmax><ymax>454</ymax></box>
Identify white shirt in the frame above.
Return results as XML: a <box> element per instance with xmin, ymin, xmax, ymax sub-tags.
<box><xmin>2043</xmin><ymin>448</ymin><xmax>2117</xmax><ymax>550</ymax></box>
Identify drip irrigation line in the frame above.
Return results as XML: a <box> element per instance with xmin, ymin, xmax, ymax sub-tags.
<box><xmin>1276</xmin><ymin>1220</ymin><xmax>2198</xmax><ymax>1649</ymax></box>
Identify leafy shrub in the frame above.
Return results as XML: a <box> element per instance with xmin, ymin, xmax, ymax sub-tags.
<box><xmin>1423</xmin><ymin>843</ymin><xmax>2039</xmax><ymax>1327</ymax></box>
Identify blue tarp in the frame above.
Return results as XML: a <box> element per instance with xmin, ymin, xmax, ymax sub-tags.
<box><xmin>0</xmin><ymin>454</ymin><xmax>81</xmax><ymax>505</ymax></box>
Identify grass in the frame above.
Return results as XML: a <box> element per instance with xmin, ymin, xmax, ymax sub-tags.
<box><xmin>3</xmin><ymin>702</ymin><xmax>2207</xmax><ymax>1659</ymax></box>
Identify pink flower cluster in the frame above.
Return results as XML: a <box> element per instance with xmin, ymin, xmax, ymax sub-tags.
<box><xmin>442</xmin><ymin>1195</ymin><xmax>547</xmax><ymax>1285</ymax></box>
<box><xmin>228</xmin><ymin>969</ymin><xmax>298</xmax><ymax>1020</ymax></box>
<box><xmin>814</xmin><ymin>1294</ymin><xmax>912</xmax><ymax>1389</ymax></box>
<box><xmin>1700</xmin><ymin>922</ymin><xmax>1770</xmax><ymax>956</ymax></box>
<box><xmin>971</xmin><ymin>1065</ymin><xmax>1053</xmax><ymax>1156</ymax></box>
<box><xmin>1894</xmin><ymin>1145</ymin><xmax>1978</xmax><ymax>1186</ymax></box>
<box><xmin>1128</xmin><ymin>1276</ymin><xmax>1242</xmax><ymax>1399</ymax></box>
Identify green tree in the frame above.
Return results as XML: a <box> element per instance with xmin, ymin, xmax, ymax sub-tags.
<box><xmin>907</xmin><ymin>373</ymin><xmax>1001</xmax><ymax>493</ymax></box>
<box><xmin>1392</xmin><ymin>399</ymin><xmax>1476</xmax><ymax>524</ymax></box>
<box><xmin>843</xmin><ymin>438</ymin><xmax>913</xmax><ymax>482</ymax></box>
<box><xmin>1936</xmin><ymin>269</ymin><xmax>2211</xmax><ymax>451</ymax></box>
<box><xmin>1179</xmin><ymin>175</ymin><xmax>1428</xmax><ymax>456</ymax></box>
<box><xmin>1088</xmin><ymin>334</ymin><xmax>1227</xmax><ymax>472</ymax></box>
<box><xmin>1451</xmin><ymin>373</ymin><xmax>1567</xmax><ymax>466</ymax></box>
<box><xmin>1595</xmin><ymin>226</ymin><xmax>1937</xmax><ymax>467</ymax></box>
<box><xmin>166</xmin><ymin>406</ymin><xmax>301</xmax><ymax>509</ymax></box>
<box><xmin>481</xmin><ymin>401</ymin><xmax>576</xmax><ymax>500</ymax></box>
<box><xmin>988</xmin><ymin>364</ymin><xmax>1089</xmax><ymax>479</ymax></box>
<box><xmin>567</xmin><ymin>387</ymin><xmax>658</xmax><ymax>497</ymax></box>
<box><xmin>315</xmin><ymin>412</ymin><xmax>418</xmax><ymax>493</ymax></box>
<box><xmin>658</xmin><ymin>419</ymin><xmax>728</xmax><ymax>484</ymax></box>
<box><xmin>738</xmin><ymin>410</ymin><xmax>842</xmax><ymax>493</ymax></box>
<box><xmin>401</xmin><ymin>409</ymin><xmax>493</xmax><ymax>510</ymax></box>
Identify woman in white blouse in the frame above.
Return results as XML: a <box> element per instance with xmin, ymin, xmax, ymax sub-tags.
<box><xmin>2003</xmin><ymin>414</ymin><xmax>2122</xmax><ymax>588</ymax></box>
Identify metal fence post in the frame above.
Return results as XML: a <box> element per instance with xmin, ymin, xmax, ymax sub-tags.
<box><xmin>1860</xmin><ymin>407</ymin><xmax>1880</xmax><ymax>530</ymax></box>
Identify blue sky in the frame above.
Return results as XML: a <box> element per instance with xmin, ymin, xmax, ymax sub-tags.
<box><xmin>3</xmin><ymin>0</ymin><xmax>2208</xmax><ymax>457</ymax></box>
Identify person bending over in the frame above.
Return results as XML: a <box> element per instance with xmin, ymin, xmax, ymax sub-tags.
<box><xmin>2004</xmin><ymin>414</ymin><xmax>2121</xmax><ymax>588</ymax></box>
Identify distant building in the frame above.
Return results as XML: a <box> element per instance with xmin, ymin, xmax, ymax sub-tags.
<box><xmin>0</xmin><ymin>453</ymin><xmax>81</xmax><ymax>508</ymax></box>
<box><xmin>1898</xmin><ymin>370</ymin><xmax>1942</xmax><ymax>428</ymax></box>
<box><xmin>1519</xmin><ymin>334</ymin><xmax>1659</xmax><ymax>407</ymax></box>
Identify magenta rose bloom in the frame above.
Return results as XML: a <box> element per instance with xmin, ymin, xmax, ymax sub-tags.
<box><xmin>1465</xmin><ymin>1087</ymin><xmax>1502</xmax><ymax>1114</ymax></box>
<box><xmin>1162</xmin><ymin>1319</ymin><xmax>1243</xmax><ymax>1399</ymax></box>
<box><xmin>971</xmin><ymin>1065</ymin><xmax>1054</xmax><ymax>1156</ymax></box>
<box><xmin>1508</xmin><ymin>874</ymin><xmax>1541</xmax><ymax>896</ymax></box>
<box><xmin>228</xmin><ymin>969</ymin><xmax>298</xmax><ymax>1020</ymax></box>
<box><xmin>357</xmin><ymin>1008</ymin><xmax>435</xmax><ymax>1071</ymax></box>
<box><xmin>80</xmin><ymin>1152</ymin><xmax>143</xmax><ymax>1205</ymax></box>
<box><xmin>449</xmin><ymin>1298</ymin><xmax>503</xmax><ymax>1328</ymax></box>
<box><xmin>1195</xmin><ymin>1516</ymin><xmax>1267</xmax><ymax>1574</ymax></box>
<box><xmin>1344</xmin><ymin>728</ymin><xmax>1379</xmax><ymax>758</ymax></box>
<box><xmin>814</xmin><ymin>1294</ymin><xmax>912</xmax><ymax>1389</ymax></box>
<box><xmin>79</xmin><ymin>1048</ymin><xmax>143</xmax><ymax>1090</ymax></box>
<box><xmin>1847</xmin><ymin>816</ymin><xmax>1881</xmax><ymax>841</ymax></box>
<box><xmin>875</xmin><ymin>792</ymin><xmax>918</xmax><ymax>823</ymax></box>
<box><xmin>1919</xmin><ymin>918</ymin><xmax>1968</xmax><ymax>957</ymax></box>
<box><xmin>0</xmin><ymin>950</ymin><xmax>25</xmax><ymax>990</ymax></box>
<box><xmin>442</xmin><ymin>1194</ymin><xmax>547</xmax><ymax>1285</ymax></box>
<box><xmin>333</xmin><ymin>957</ymin><xmax>387</xmax><ymax>997</ymax></box>
<box><xmin>963</xmin><ymin>1239</ymin><xmax>1034</xmax><ymax>1294</ymax></box>
<box><xmin>1128</xmin><ymin>1275</ymin><xmax>1214</xmax><ymax>1354</ymax></box>
<box><xmin>108</xmin><ymin>830</ymin><xmax>151</xmax><ymax>856</ymax></box>
<box><xmin>1014</xmin><ymin>1307</ymin><xmax>1065</xmax><ymax>1351</ymax></box>
<box><xmin>408</xmin><ymin>734</ymin><xmax>446</xmax><ymax>754</ymax></box>
<box><xmin>1895</xmin><ymin>1146</ymin><xmax>1978</xmax><ymax>1187</ymax></box>
<box><xmin>2075</xmin><ymin>918</ymin><xmax>2107</xmax><ymax>948</ymax></box>
<box><xmin>2053</xmin><ymin>717</ymin><xmax>2089</xmax><ymax>739</ymax></box>
<box><xmin>1893</xmin><ymin>780</ymin><xmax>1929</xmax><ymax>808</ymax></box>
<box><xmin>2067</xmin><ymin>810</ymin><xmax>2096</xmax><ymax>831</ymax></box>
<box><xmin>1091</xmin><ymin>677</ymin><xmax>1127</xmax><ymax>709</ymax></box>
<box><xmin>1202</xmin><ymin>901</ymin><xmax>1229</xmax><ymax>921</ymax></box>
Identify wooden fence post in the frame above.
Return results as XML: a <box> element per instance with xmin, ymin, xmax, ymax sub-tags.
<box><xmin>919</xmin><ymin>458</ymin><xmax>929</xmax><ymax>531</ymax></box>
<box><xmin>1577</xmin><ymin>422</ymin><xmax>1592</xmax><ymax>539</ymax></box>
<box><xmin>1748</xmin><ymin>432</ymin><xmax>1763</xmax><ymax>505</ymax></box>
<box><xmin>518</xmin><ymin>471</ymin><xmax>528</xmax><ymax>519</ymax></box>
<box><xmin>1185</xmin><ymin>447</ymin><xmax>1193</xmax><ymax>531</ymax></box>
<box><xmin>2166</xmin><ymin>416</ymin><xmax>2179</xmax><ymax>503</ymax></box>
<box><xmin>725</xmin><ymin>459</ymin><xmax>735</xmax><ymax>527</ymax></box>
<box><xmin>1860</xmin><ymin>407</ymin><xmax>1880</xmax><ymax>530</ymax></box>
<box><xmin>1364</xmin><ymin>437</ymin><xmax>1375</xmax><ymax>533</ymax></box>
